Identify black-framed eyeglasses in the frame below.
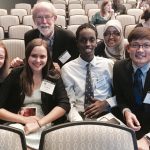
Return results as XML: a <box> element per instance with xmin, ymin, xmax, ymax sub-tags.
<box><xmin>129</xmin><ymin>43</ymin><xmax>150</xmax><ymax>50</ymax></box>
<box><xmin>103</xmin><ymin>31</ymin><xmax>120</xmax><ymax>37</ymax></box>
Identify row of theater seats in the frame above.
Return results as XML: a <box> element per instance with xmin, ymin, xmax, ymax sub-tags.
<box><xmin>0</xmin><ymin>121</ymin><xmax>137</xmax><ymax>150</ymax></box>
<box><xmin>0</xmin><ymin>23</ymin><xmax>137</xmax><ymax>62</ymax></box>
<box><xmin>0</xmin><ymin>0</ymin><xmax>144</xmax><ymax>62</ymax></box>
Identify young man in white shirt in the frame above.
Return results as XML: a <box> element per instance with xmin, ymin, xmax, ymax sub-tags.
<box><xmin>61</xmin><ymin>23</ymin><xmax>116</xmax><ymax>121</ymax></box>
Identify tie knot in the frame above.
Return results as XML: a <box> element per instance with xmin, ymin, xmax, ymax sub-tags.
<box><xmin>135</xmin><ymin>68</ymin><xmax>142</xmax><ymax>77</ymax></box>
<box><xmin>86</xmin><ymin>63</ymin><xmax>91</xmax><ymax>69</ymax></box>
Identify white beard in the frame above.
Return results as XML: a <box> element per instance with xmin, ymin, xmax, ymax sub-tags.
<box><xmin>37</xmin><ymin>25</ymin><xmax>54</xmax><ymax>37</ymax></box>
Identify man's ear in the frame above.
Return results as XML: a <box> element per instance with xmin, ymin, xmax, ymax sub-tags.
<box><xmin>126</xmin><ymin>44</ymin><xmax>130</xmax><ymax>53</ymax></box>
<box><xmin>54</xmin><ymin>15</ymin><xmax>57</xmax><ymax>21</ymax></box>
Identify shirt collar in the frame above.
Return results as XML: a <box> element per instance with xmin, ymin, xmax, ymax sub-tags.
<box><xmin>132</xmin><ymin>62</ymin><xmax>150</xmax><ymax>75</ymax></box>
<box><xmin>78</xmin><ymin>55</ymin><xmax>96</xmax><ymax>68</ymax></box>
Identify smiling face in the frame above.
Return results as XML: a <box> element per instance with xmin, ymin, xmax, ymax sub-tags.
<box><xmin>77</xmin><ymin>28</ymin><xmax>97</xmax><ymax>62</ymax></box>
<box><xmin>0</xmin><ymin>47</ymin><xmax>5</xmax><ymax>69</ymax></box>
<box><xmin>33</xmin><ymin>7</ymin><xmax>57</xmax><ymax>38</ymax></box>
<box><xmin>104</xmin><ymin>1</ymin><xmax>112</xmax><ymax>12</ymax></box>
<box><xmin>127</xmin><ymin>39</ymin><xmax>150</xmax><ymax>67</ymax></box>
<box><xmin>28</xmin><ymin>45</ymin><xmax>48</xmax><ymax>74</ymax></box>
<box><xmin>104</xmin><ymin>26</ymin><xmax>121</xmax><ymax>48</ymax></box>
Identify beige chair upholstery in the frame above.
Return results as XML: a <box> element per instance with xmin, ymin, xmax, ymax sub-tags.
<box><xmin>69</xmin><ymin>9</ymin><xmax>85</xmax><ymax>16</ymax></box>
<box><xmin>39</xmin><ymin>121</ymin><xmax>137</xmax><ymax>150</ymax></box>
<box><xmin>0</xmin><ymin>9</ymin><xmax>8</xmax><ymax>16</ymax></box>
<box><xmin>0</xmin><ymin>26</ymin><xmax>4</xmax><ymax>39</ymax></box>
<box><xmin>53</xmin><ymin>4</ymin><xmax>66</xmax><ymax>10</ymax></box>
<box><xmin>51</xmin><ymin>0</ymin><xmax>67</xmax><ymax>4</ymax></box>
<box><xmin>8</xmin><ymin>25</ymin><xmax>33</xmax><ymax>39</ymax></box>
<box><xmin>68</xmin><ymin>4</ymin><xmax>82</xmax><ymax>11</ymax></box>
<box><xmin>82</xmin><ymin>0</ymin><xmax>95</xmax><ymax>8</ymax></box>
<box><xmin>84</xmin><ymin>3</ymin><xmax>99</xmax><ymax>14</ymax></box>
<box><xmin>22</xmin><ymin>15</ymin><xmax>36</xmax><ymax>28</ymax></box>
<box><xmin>123</xmin><ymin>3</ymin><xmax>132</xmax><ymax>10</ymax></box>
<box><xmin>55</xmin><ymin>15</ymin><xmax>66</xmax><ymax>28</ymax></box>
<box><xmin>67</xmin><ymin>24</ymin><xmax>80</xmax><ymax>34</ymax></box>
<box><xmin>15</xmin><ymin>3</ymin><xmax>31</xmax><ymax>15</ymax></box>
<box><xmin>116</xmin><ymin>14</ymin><xmax>136</xmax><ymax>31</ymax></box>
<box><xmin>68</xmin><ymin>0</ymin><xmax>81</xmax><ymax>4</ymax></box>
<box><xmin>0</xmin><ymin>15</ymin><xmax>20</xmax><ymax>32</ymax></box>
<box><xmin>69</xmin><ymin>15</ymin><xmax>88</xmax><ymax>25</ymax></box>
<box><xmin>88</xmin><ymin>8</ymin><xmax>100</xmax><ymax>21</ymax></box>
<box><xmin>2</xmin><ymin>39</ymin><xmax>25</xmax><ymax>61</ymax></box>
<box><xmin>96</xmin><ymin>24</ymin><xmax>105</xmax><ymax>40</ymax></box>
<box><xmin>10</xmin><ymin>8</ymin><xmax>28</xmax><ymax>23</ymax></box>
<box><xmin>124</xmin><ymin>24</ymin><xmax>137</xmax><ymax>38</ymax></box>
<box><xmin>0</xmin><ymin>125</ymin><xmax>26</xmax><ymax>150</ymax></box>
<box><xmin>127</xmin><ymin>9</ymin><xmax>143</xmax><ymax>23</ymax></box>
<box><xmin>56</xmin><ymin>9</ymin><xmax>66</xmax><ymax>16</ymax></box>
<box><xmin>126</xmin><ymin>0</ymin><xmax>137</xmax><ymax>7</ymax></box>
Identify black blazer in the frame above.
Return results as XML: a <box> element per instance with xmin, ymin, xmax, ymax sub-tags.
<box><xmin>113</xmin><ymin>59</ymin><xmax>150</xmax><ymax>138</ymax></box>
<box><xmin>24</xmin><ymin>26</ymin><xmax>79</xmax><ymax>67</ymax></box>
<box><xmin>0</xmin><ymin>67</ymin><xmax>70</xmax><ymax>125</ymax></box>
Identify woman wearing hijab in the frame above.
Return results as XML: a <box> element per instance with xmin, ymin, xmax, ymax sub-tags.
<box><xmin>95</xmin><ymin>19</ymin><xmax>126</xmax><ymax>61</ymax></box>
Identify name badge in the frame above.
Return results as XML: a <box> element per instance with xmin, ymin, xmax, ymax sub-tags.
<box><xmin>40</xmin><ymin>79</ymin><xmax>55</xmax><ymax>95</ymax></box>
<box><xmin>95</xmin><ymin>77</ymin><xmax>106</xmax><ymax>88</ymax></box>
<box><xmin>58</xmin><ymin>50</ymin><xmax>71</xmax><ymax>64</ymax></box>
<box><xmin>143</xmin><ymin>92</ymin><xmax>150</xmax><ymax>104</ymax></box>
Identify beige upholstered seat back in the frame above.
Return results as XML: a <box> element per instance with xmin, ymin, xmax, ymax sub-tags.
<box><xmin>0</xmin><ymin>125</ymin><xmax>26</xmax><ymax>150</ymax></box>
<box><xmin>2</xmin><ymin>39</ymin><xmax>25</xmax><ymax>61</ymax></box>
<box><xmin>39</xmin><ymin>121</ymin><xmax>137</xmax><ymax>150</ymax></box>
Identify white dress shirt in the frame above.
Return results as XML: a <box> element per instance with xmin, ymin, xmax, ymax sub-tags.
<box><xmin>61</xmin><ymin>56</ymin><xmax>116</xmax><ymax>121</ymax></box>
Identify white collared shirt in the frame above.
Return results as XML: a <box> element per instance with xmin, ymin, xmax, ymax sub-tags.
<box><xmin>61</xmin><ymin>56</ymin><xmax>116</xmax><ymax>121</ymax></box>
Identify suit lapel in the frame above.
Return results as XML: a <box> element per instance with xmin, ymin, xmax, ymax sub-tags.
<box><xmin>144</xmin><ymin>69</ymin><xmax>150</xmax><ymax>96</ymax></box>
<box><xmin>126</xmin><ymin>59</ymin><xmax>134</xmax><ymax>86</ymax></box>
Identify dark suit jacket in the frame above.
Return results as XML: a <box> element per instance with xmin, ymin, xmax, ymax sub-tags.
<box><xmin>24</xmin><ymin>25</ymin><xmax>79</xmax><ymax>67</ymax></box>
<box><xmin>0</xmin><ymin>67</ymin><xmax>70</xmax><ymax>125</ymax></box>
<box><xmin>113</xmin><ymin>59</ymin><xmax>150</xmax><ymax>139</ymax></box>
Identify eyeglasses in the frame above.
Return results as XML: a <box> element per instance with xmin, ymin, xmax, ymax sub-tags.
<box><xmin>129</xmin><ymin>43</ymin><xmax>150</xmax><ymax>50</ymax></box>
<box><xmin>103</xmin><ymin>31</ymin><xmax>120</xmax><ymax>37</ymax></box>
<box><xmin>35</xmin><ymin>15</ymin><xmax>54</xmax><ymax>21</ymax></box>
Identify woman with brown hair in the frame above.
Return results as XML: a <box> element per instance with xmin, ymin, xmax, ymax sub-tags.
<box><xmin>0</xmin><ymin>38</ymin><xmax>70</xmax><ymax>150</ymax></box>
<box><xmin>91</xmin><ymin>0</ymin><xmax>115</xmax><ymax>26</ymax></box>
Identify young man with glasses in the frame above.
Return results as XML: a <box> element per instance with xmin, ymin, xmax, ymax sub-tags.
<box><xmin>11</xmin><ymin>2</ymin><xmax>79</xmax><ymax>69</ymax></box>
<box><xmin>113</xmin><ymin>27</ymin><xmax>150</xmax><ymax>149</ymax></box>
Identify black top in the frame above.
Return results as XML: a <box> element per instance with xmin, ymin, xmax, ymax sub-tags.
<box><xmin>113</xmin><ymin>59</ymin><xmax>150</xmax><ymax>139</ymax></box>
<box><xmin>24</xmin><ymin>25</ymin><xmax>79</xmax><ymax>67</ymax></box>
<box><xmin>0</xmin><ymin>67</ymin><xmax>70</xmax><ymax>125</ymax></box>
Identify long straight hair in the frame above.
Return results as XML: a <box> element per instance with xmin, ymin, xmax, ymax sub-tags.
<box><xmin>20</xmin><ymin>38</ymin><xmax>54</xmax><ymax>96</ymax></box>
<box><xmin>101</xmin><ymin>0</ymin><xmax>110</xmax><ymax>17</ymax></box>
<box><xmin>0</xmin><ymin>41</ymin><xmax>9</xmax><ymax>81</ymax></box>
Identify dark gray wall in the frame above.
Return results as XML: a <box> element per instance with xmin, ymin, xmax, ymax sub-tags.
<box><xmin>0</xmin><ymin>0</ymin><xmax>37</xmax><ymax>13</ymax></box>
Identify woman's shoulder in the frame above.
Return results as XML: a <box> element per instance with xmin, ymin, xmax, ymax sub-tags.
<box><xmin>46</xmin><ymin>70</ymin><xmax>61</xmax><ymax>83</ymax></box>
<box><xmin>10</xmin><ymin>66</ymin><xmax>24</xmax><ymax>74</ymax></box>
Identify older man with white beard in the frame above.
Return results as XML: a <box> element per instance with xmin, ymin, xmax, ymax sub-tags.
<box><xmin>11</xmin><ymin>2</ymin><xmax>79</xmax><ymax>69</ymax></box>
